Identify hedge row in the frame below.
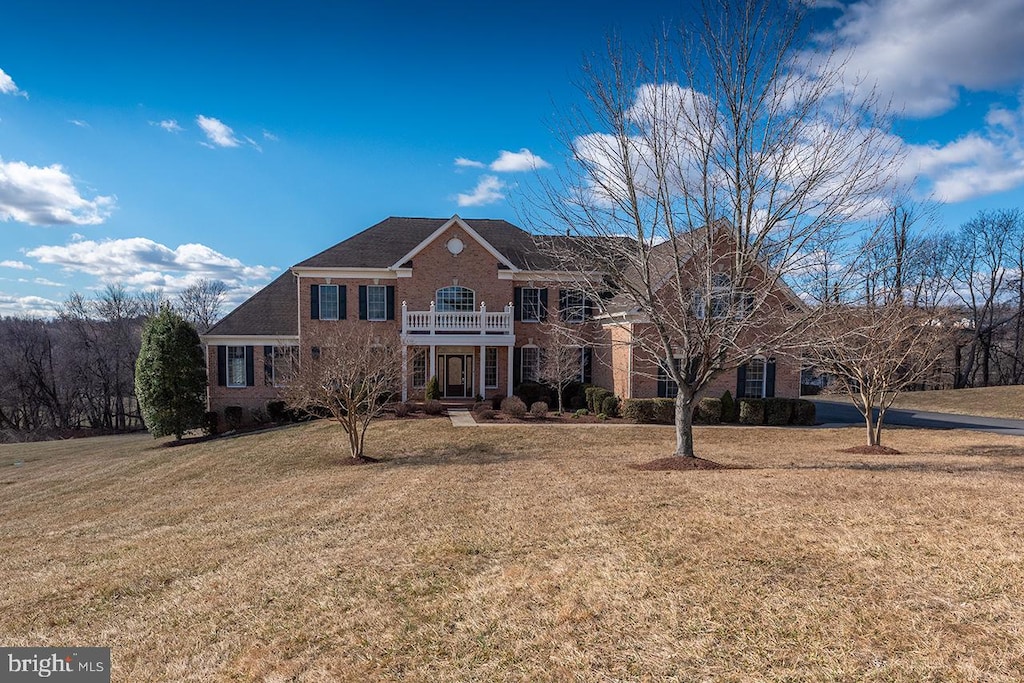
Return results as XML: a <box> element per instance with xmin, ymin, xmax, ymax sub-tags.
<box><xmin>621</xmin><ymin>396</ymin><xmax>815</xmax><ymax>426</ymax></box>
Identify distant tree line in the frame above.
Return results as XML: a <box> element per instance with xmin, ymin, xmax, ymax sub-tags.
<box><xmin>0</xmin><ymin>279</ymin><xmax>226</xmax><ymax>437</ymax></box>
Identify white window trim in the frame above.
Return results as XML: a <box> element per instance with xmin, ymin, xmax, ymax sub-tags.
<box><xmin>563</xmin><ymin>290</ymin><xmax>586</xmax><ymax>324</ymax></box>
<box><xmin>435</xmin><ymin>285</ymin><xmax>476</xmax><ymax>312</ymax></box>
<box><xmin>521</xmin><ymin>287</ymin><xmax>542</xmax><ymax>323</ymax></box>
<box><xmin>367</xmin><ymin>284</ymin><xmax>387</xmax><ymax>321</ymax></box>
<box><xmin>521</xmin><ymin>344</ymin><xmax>540</xmax><ymax>383</ymax></box>
<box><xmin>745</xmin><ymin>356</ymin><xmax>767</xmax><ymax>399</ymax></box>
<box><xmin>485</xmin><ymin>347</ymin><xmax>498</xmax><ymax>389</ymax></box>
<box><xmin>270</xmin><ymin>346</ymin><xmax>298</xmax><ymax>388</ymax></box>
<box><xmin>319</xmin><ymin>284</ymin><xmax>340</xmax><ymax>321</ymax></box>
<box><xmin>227</xmin><ymin>346</ymin><xmax>247</xmax><ymax>388</ymax></box>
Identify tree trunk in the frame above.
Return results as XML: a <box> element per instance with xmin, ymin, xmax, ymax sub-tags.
<box><xmin>674</xmin><ymin>392</ymin><xmax>695</xmax><ymax>457</ymax></box>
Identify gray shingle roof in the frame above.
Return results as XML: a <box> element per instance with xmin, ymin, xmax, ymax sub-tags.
<box><xmin>204</xmin><ymin>271</ymin><xmax>297</xmax><ymax>336</ymax></box>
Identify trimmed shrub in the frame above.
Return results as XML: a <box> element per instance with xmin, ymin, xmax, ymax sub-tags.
<box><xmin>596</xmin><ymin>413</ymin><xmax>607</xmax><ymax>421</ymax></box>
<box><xmin>574</xmin><ymin>408</ymin><xmax>589</xmax><ymax>417</ymax></box>
<box><xmin>696</xmin><ymin>397</ymin><xmax>722</xmax><ymax>424</ymax></box>
<box><xmin>266</xmin><ymin>400</ymin><xmax>289</xmax><ymax>423</ymax></box>
<box><xmin>585</xmin><ymin>387</ymin><xmax>613</xmax><ymax>414</ymax></box>
<box><xmin>622</xmin><ymin>399</ymin><xmax>654</xmax><ymax>423</ymax></box>
<box><xmin>224</xmin><ymin>405</ymin><xmax>244</xmax><ymax>430</ymax></box>
<box><xmin>403</xmin><ymin>400</ymin><xmax>420</xmax><ymax>414</ymax></box>
<box><xmin>393</xmin><ymin>401</ymin><xmax>411</xmax><ymax>417</ymax></box>
<box><xmin>738</xmin><ymin>398</ymin><xmax>764</xmax><ymax>425</ymax></box>
<box><xmin>501</xmin><ymin>396</ymin><xmax>528</xmax><ymax>418</ymax></box>
<box><xmin>653</xmin><ymin>398</ymin><xmax>676</xmax><ymax>425</ymax></box>
<box><xmin>516</xmin><ymin>382</ymin><xmax>553</xmax><ymax>407</ymax></box>
<box><xmin>424</xmin><ymin>376</ymin><xmax>441</xmax><ymax>401</ymax></box>
<box><xmin>764</xmin><ymin>397</ymin><xmax>793</xmax><ymax>426</ymax></box>
<box><xmin>477</xmin><ymin>408</ymin><xmax>496</xmax><ymax>420</ymax></box>
<box><xmin>490</xmin><ymin>394</ymin><xmax>505</xmax><ymax>410</ymax></box>
<box><xmin>201</xmin><ymin>411</ymin><xmax>219</xmax><ymax>436</ymax></box>
<box><xmin>791</xmin><ymin>399</ymin><xmax>816</xmax><ymax>426</ymax></box>
<box><xmin>720</xmin><ymin>390</ymin><xmax>736</xmax><ymax>423</ymax></box>
<box><xmin>600</xmin><ymin>395</ymin><xmax>620</xmax><ymax>418</ymax></box>
<box><xmin>423</xmin><ymin>399</ymin><xmax>443</xmax><ymax>415</ymax></box>
<box><xmin>471</xmin><ymin>401</ymin><xmax>489</xmax><ymax>414</ymax></box>
<box><xmin>250</xmin><ymin>407</ymin><xmax>269</xmax><ymax>425</ymax></box>
<box><xmin>530</xmin><ymin>401</ymin><xmax>548</xmax><ymax>418</ymax></box>
<box><xmin>564</xmin><ymin>382</ymin><xmax>590</xmax><ymax>411</ymax></box>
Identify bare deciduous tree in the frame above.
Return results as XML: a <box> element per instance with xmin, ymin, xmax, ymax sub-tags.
<box><xmin>282</xmin><ymin>326</ymin><xmax>402</xmax><ymax>460</ymax></box>
<box><xmin>177</xmin><ymin>279</ymin><xmax>228</xmax><ymax>333</ymax></box>
<box><xmin>530</xmin><ymin>0</ymin><xmax>899</xmax><ymax>457</ymax></box>
<box><xmin>536</xmin><ymin>318</ymin><xmax>585</xmax><ymax>414</ymax></box>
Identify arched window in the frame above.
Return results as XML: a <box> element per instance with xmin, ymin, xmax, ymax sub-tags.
<box><xmin>435</xmin><ymin>286</ymin><xmax>475</xmax><ymax>312</ymax></box>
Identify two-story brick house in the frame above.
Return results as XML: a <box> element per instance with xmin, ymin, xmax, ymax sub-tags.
<box><xmin>201</xmin><ymin>215</ymin><xmax>799</xmax><ymax>417</ymax></box>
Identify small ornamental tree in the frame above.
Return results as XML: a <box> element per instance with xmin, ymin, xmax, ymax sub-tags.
<box><xmin>135</xmin><ymin>306</ymin><xmax>207</xmax><ymax>440</ymax></box>
<box><xmin>537</xmin><ymin>318</ymin><xmax>586</xmax><ymax>414</ymax></box>
<box><xmin>283</xmin><ymin>325</ymin><xmax>402</xmax><ymax>459</ymax></box>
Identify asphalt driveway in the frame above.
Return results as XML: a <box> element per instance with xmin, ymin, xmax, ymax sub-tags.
<box><xmin>810</xmin><ymin>398</ymin><xmax>1024</xmax><ymax>437</ymax></box>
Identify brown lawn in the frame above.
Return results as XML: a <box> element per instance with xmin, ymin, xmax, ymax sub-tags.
<box><xmin>817</xmin><ymin>384</ymin><xmax>1024</xmax><ymax>421</ymax></box>
<box><xmin>2</xmin><ymin>420</ymin><xmax>1024</xmax><ymax>681</ymax></box>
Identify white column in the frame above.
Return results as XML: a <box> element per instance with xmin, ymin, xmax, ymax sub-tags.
<box><xmin>401</xmin><ymin>344</ymin><xmax>408</xmax><ymax>402</ymax></box>
<box><xmin>506</xmin><ymin>344</ymin><xmax>514</xmax><ymax>397</ymax></box>
<box><xmin>429</xmin><ymin>343</ymin><xmax>436</xmax><ymax>383</ymax></box>
<box><xmin>479</xmin><ymin>345</ymin><xmax>486</xmax><ymax>398</ymax></box>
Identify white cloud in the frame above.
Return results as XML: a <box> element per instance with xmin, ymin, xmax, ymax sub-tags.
<box><xmin>0</xmin><ymin>67</ymin><xmax>26</xmax><ymax>97</ymax></box>
<box><xmin>24</xmin><ymin>236</ymin><xmax>275</xmax><ymax>295</ymax></box>
<box><xmin>456</xmin><ymin>175</ymin><xmax>506</xmax><ymax>207</ymax></box>
<box><xmin>153</xmin><ymin>119</ymin><xmax>183</xmax><ymax>133</ymax></box>
<box><xmin>68</xmin><ymin>119</ymin><xmax>89</xmax><ymax>128</ymax></box>
<box><xmin>455</xmin><ymin>157</ymin><xmax>485</xmax><ymax>169</ymax></box>
<box><xmin>902</xmin><ymin>94</ymin><xmax>1024</xmax><ymax>202</ymax></box>
<box><xmin>196</xmin><ymin>115</ymin><xmax>240</xmax><ymax>148</ymax></box>
<box><xmin>817</xmin><ymin>0</ymin><xmax>1024</xmax><ymax>117</ymax></box>
<box><xmin>0</xmin><ymin>157</ymin><xmax>114</xmax><ymax>226</ymax></box>
<box><xmin>0</xmin><ymin>260</ymin><xmax>31</xmax><ymax>270</ymax></box>
<box><xmin>0</xmin><ymin>292</ymin><xmax>59</xmax><ymax>318</ymax></box>
<box><xmin>263</xmin><ymin>130</ymin><xmax>279</xmax><ymax>141</ymax></box>
<box><xmin>490</xmin><ymin>148</ymin><xmax>551</xmax><ymax>172</ymax></box>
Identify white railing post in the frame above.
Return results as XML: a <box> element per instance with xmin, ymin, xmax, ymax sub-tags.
<box><xmin>401</xmin><ymin>301</ymin><xmax>408</xmax><ymax>334</ymax></box>
<box><xmin>429</xmin><ymin>301</ymin><xmax>436</xmax><ymax>334</ymax></box>
<box><xmin>506</xmin><ymin>302</ymin><xmax>514</xmax><ymax>333</ymax></box>
<box><xmin>480</xmin><ymin>301</ymin><xmax>487</xmax><ymax>333</ymax></box>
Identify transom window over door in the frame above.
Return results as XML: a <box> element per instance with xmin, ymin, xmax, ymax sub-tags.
<box><xmin>435</xmin><ymin>286</ymin><xmax>475</xmax><ymax>312</ymax></box>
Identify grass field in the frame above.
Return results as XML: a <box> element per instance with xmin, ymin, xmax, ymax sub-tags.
<box><xmin>2</xmin><ymin>419</ymin><xmax>1024</xmax><ymax>681</ymax></box>
<box><xmin>817</xmin><ymin>384</ymin><xmax>1024</xmax><ymax>421</ymax></box>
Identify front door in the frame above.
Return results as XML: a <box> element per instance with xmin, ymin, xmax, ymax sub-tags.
<box><xmin>442</xmin><ymin>354</ymin><xmax>474</xmax><ymax>398</ymax></box>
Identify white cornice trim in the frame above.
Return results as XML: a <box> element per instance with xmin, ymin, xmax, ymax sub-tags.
<box><xmin>497</xmin><ymin>270</ymin><xmax>602</xmax><ymax>282</ymax></box>
<box><xmin>202</xmin><ymin>335</ymin><xmax>300</xmax><ymax>345</ymax></box>
<box><xmin>389</xmin><ymin>215</ymin><xmax>519</xmax><ymax>272</ymax></box>
<box><xmin>290</xmin><ymin>267</ymin><xmax>408</xmax><ymax>279</ymax></box>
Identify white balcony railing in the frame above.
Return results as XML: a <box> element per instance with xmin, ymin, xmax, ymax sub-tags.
<box><xmin>402</xmin><ymin>301</ymin><xmax>513</xmax><ymax>335</ymax></box>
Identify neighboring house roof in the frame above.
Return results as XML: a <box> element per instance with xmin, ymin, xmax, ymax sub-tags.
<box><xmin>204</xmin><ymin>271</ymin><xmax>297</xmax><ymax>337</ymax></box>
<box><xmin>295</xmin><ymin>216</ymin><xmax>564</xmax><ymax>270</ymax></box>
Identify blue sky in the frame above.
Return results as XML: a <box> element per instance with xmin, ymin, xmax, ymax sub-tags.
<box><xmin>2</xmin><ymin>0</ymin><xmax>1024</xmax><ymax>316</ymax></box>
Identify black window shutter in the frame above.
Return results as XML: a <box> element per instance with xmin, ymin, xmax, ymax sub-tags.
<box><xmin>513</xmin><ymin>346</ymin><xmax>522</xmax><ymax>386</ymax></box>
<box><xmin>310</xmin><ymin>284</ymin><xmax>320</xmax><ymax>320</ymax></box>
<box><xmin>386</xmin><ymin>285</ymin><xmax>396</xmax><ymax>320</ymax></box>
<box><xmin>558</xmin><ymin>289</ymin><xmax>567</xmax><ymax>321</ymax></box>
<box><xmin>358</xmin><ymin>285</ymin><xmax>368</xmax><ymax>320</ymax></box>
<box><xmin>264</xmin><ymin>346</ymin><xmax>273</xmax><ymax>386</ymax></box>
<box><xmin>736</xmin><ymin>364</ymin><xmax>747</xmax><ymax>399</ymax></box>
<box><xmin>245</xmin><ymin>346</ymin><xmax>255</xmax><ymax>386</ymax></box>
<box><xmin>513</xmin><ymin>287</ymin><xmax>522</xmax><ymax>321</ymax></box>
<box><xmin>217</xmin><ymin>346</ymin><xmax>227</xmax><ymax>386</ymax></box>
<box><xmin>584</xmin><ymin>296</ymin><xmax>594</xmax><ymax>320</ymax></box>
<box><xmin>338</xmin><ymin>285</ymin><xmax>347</xmax><ymax>319</ymax></box>
<box><xmin>539</xmin><ymin>289</ymin><xmax>548</xmax><ymax>321</ymax></box>
<box><xmin>766</xmin><ymin>358</ymin><xmax>777</xmax><ymax>398</ymax></box>
<box><xmin>582</xmin><ymin>346</ymin><xmax>593</xmax><ymax>384</ymax></box>
<box><xmin>657</xmin><ymin>365</ymin><xmax>668</xmax><ymax>398</ymax></box>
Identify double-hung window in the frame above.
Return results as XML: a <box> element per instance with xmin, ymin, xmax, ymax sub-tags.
<box><xmin>266</xmin><ymin>346</ymin><xmax>298</xmax><ymax>387</ymax></box>
<box><xmin>319</xmin><ymin>284</ymin><xmax>340</xmax><ymax>320</ymax></box>
<box><xmin>227</xmin><ymin>346</ymin><xmax>247</xmax><ymax>388</ymax></box>
<box><xmin>521</xmin><ymin>346</ymin><xmax>539</xmax><ymax>382</ymax></box>
<box><xmin>411</xmin><ymin>349</ymin><xmax>427</xmax><ymax>388</ymax></box>
<box><xmin>745</xmin><ymin>357</ymin><xmax>766</xmax><ymax>398</ymax></box>
<box><xmin>521</xmin><ymin>288</ymin><xmax>542</xmax><ymax>322</ymax></box>
<box><xmin>366</xmin><ymin>285</ymin><xmax>387</xmax><ymax>321</ymax></box>
<box><xmin>485</xmin><ymin>348</ymin><xmax>498</xmax><ymax>388</ymax></box>
<box><xmin>562</xmin><ymin>289</ymin><xmax>586</xmax><ymax>323</ymax></box>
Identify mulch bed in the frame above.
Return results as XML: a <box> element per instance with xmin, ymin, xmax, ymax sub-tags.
<box><xmin>838</xmin><ymin>445</ymin><xmax>903</xmax><ymax>455</ymax></box>
<box><xmin>629</xmin><ymin>456</ymin><xmax>730</xmax><ymax>471</ymax></box>
<box><xmin>472</xmin><ymin>412</ymin><xmax>628</xmax><ymax>425</ymax></box>
<box><xmin>338</xmin><ymin>455</ymin><xmax>382</xmax><ymax>466</ymax></box>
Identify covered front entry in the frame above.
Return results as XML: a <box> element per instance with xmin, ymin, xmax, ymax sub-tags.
<box><xmin>440</xmin><ymin>353</ymin><xmax>474</xmax><ymax>398</ymax></box>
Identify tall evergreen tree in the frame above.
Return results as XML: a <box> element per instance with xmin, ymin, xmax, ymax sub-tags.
<box><xmin>135</xmin><ymin>306</ymin><xmax>206</xmax><ymax>440</ymax></box>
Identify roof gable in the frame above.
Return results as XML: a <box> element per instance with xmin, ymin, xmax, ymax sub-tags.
<box><xmin>389</xmin><ymin>215</ymin><xmax>518</xmax><ymax>271</ymax></box>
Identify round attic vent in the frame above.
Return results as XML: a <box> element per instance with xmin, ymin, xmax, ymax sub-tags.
<box><xmin>446</xmin><ymin>237</ymin><xmax>465</xmax><ymax>255</ymax></box>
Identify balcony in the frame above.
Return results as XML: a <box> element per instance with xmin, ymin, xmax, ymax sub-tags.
<box><xmin>401</xmin><ymin>301</ymin><xmax>514</xmax><ymax>336</ymax></box>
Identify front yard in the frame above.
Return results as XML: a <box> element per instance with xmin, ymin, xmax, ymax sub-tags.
<box><xmin>2</xmin><ymin>420</ymin><xmax>1023</xmax><ymax>680</ymax></box>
